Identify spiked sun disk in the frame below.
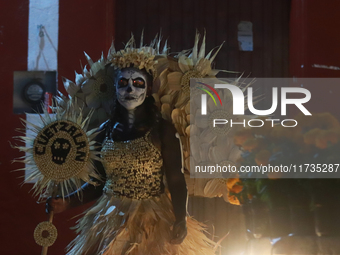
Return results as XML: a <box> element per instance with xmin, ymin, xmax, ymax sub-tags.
<box><xmin>12</xmin><ymin>100</ymin><xmax>101</xmax><ymax>199</ymax></box>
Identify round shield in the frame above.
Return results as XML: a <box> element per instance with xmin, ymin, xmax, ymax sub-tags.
<box><xmin>33</xmin><ymin>120</ymin><xmax>90</xmax><ymax>181</ymax></box>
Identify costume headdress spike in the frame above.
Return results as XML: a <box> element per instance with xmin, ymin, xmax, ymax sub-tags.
<box><xmin>198</xmin><ymin>30</ymin><xmax>206</xmax><ymax>59</ymax></box>
<box><xmin>140</xmin><ymin>29</ymin><xmax>144</xmax><ymax>48</ymax></box>
<box><xmin>107</xmin><ymin>41</ymin><xmax>116</xmax><ymax>59</ymax></box>
<box><xmin>84</xmin><ymin>52</ymin><xmax>94</xmax><ymax>67</ymax></box>
<box><xmin>162</xmin><ymin>39</ymin><xmax>169</xmax><ymax>55</ymax></box>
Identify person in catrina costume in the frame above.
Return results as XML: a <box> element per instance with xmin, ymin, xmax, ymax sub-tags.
<box><xmin>47</xmin><ymin>36</ymin><xmax>217</xmax><ymax>255</ymax></box>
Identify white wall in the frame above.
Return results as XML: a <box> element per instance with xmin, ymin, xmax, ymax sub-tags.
<box><xmin>28</xmin><ymin>0</ymin><xmax>59</xmax><ymax>71</ymax></box>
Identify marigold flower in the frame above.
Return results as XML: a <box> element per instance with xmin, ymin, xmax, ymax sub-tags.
<box><xmin>297</xmin><ymin>112</ymin><xmax>340</xmax><ymax>131</ymax></box>
<box><xmin>255</xmin><ymin>149</ymin><xmax>271</xmax><ymax>166</ymax></box>
<box><xmin>226</xmin><ymin>179</ymin><xmax>242</xmax><ymax>205</ymax></box>
<box><xmin>242</xmin><ymin>138</ymin><xmax>260</xmax><ymax>152</ymax></box>
<box><xmin>234</xmin><ymin>128</ymin><xmax>253</xmax><ymax>146</ymax></box>
<box><xmin>303</xmin><ymin>128</ymin><xmax>322</xmax><ymax>145</ymax></box>
<box><xmin>314</xmin><ymin>129</ymin><xmax>340</xmax><ymax>149</ymax></box>
<box><xmin>226</xmin><ymin>178</ymin><xmax>240</xmax><ymax>190</ymax></box>
<box><xmin>323</xmin><ymin>128</ymin><xmax>340</xmax><ymax>144</ymax></box>
<box><xmin>317</xmin><ymin>113</ymin><xmax>340</xmax><ymax>129</ymax></box>
<box><xmin>230</xmin><ymin>184</ymin><xmax>243</xmax><ymax>194</ymax></box>
<box><xmin>227</xmin><ymin>194</ymin><xmax>241</xmax><ymax>205</ymax></box>
<box><xmin>315</xmin><ymin>137</ymin><xmax>328</xmax><ymax>149</ymax></box>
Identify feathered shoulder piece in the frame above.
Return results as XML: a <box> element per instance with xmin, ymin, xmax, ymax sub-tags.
<box><xmin>155</xmin><ymin>32</ymin><xmax>245</xmax><ymax>204</ymax></box>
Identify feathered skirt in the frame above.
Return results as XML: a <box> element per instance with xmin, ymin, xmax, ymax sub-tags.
<box><xmin>66</xmin><ymin>193</ymin><xmax>216</xmax><ymax>255</ymax></box>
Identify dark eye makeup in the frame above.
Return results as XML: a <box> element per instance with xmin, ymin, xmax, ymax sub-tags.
<box><xmin>133</xmin><ymin>78</ymin><xmax>145</xmax><ymax>88</ymax></box>
<box><xmin>117</xmin><ymin>78</ymin><xmax>128</xmax><ymax>88</ymax></box>
<box><xmin>117</xmin><ymin>77</ymin><xmax>145</xmax><ymax>88</ymax></box>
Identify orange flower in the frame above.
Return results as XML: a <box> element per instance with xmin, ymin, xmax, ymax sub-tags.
<box><xmin>242</xmin><ymin>138</ymin><xmax>260</xmax><ymax>152</ymax></box>
<box><xmin>227</xmin><ymin>194</ymin><xmax>241</xmax><ymax>205</ymax></box>
<box><xmin>226</xmin><ymin>178</ymin><xmax>242</xmax><ymax>194</ymax></box>
<box><xmin>315</xmin><ymin>129</ymin><xmax>340</xmax><ymax>149</ymax></box>
<box><xmin>230</xmin><ymin>184</ymin><xmax>243</xmax><ymax>194</ymax></box>
<box><xmin>315</xmin><ymin>137</ymin><xmax>328</xmax><ymax>149</ymax></box>
<box><xmin>295</xmin><ymin>113</ymin><xmax>315</xmax><ymax>129</ymax></box>
<box><xmin>303</xmin><ymin>128</ymin><xmax>322</xmax><ymax>145</ymax></box>
<box><xmin>234</xmin><ymin>128</ymin><xmax>253</xmax><ymax>146</ymax></box>
<box><xmin>226</xmin><ymin>178</ymin><xmax>240</xmax><ymax>190</ymax></box>
<box><xmin>226</xmin><ymin>178</ymin><xmax>242</xmax><ymax>205</ymax></box>
<box><xmin>255</xmin><ymin>149</ymin><xmax>271</xmax><ymax>166</ymax></box>
<box><xmin>297</xmin><ymin>112</ymin><xmax>340</xmax><ymax>131</ymax></box>
<box><xmin>317</xmin><ymin>113</ymin><xmax>340</xmax><ymax>129</ymax></box>
<box><xmin>323</xmin><ymin>128</ymin><xmax>340</xmax><ymax>144</ymax></box>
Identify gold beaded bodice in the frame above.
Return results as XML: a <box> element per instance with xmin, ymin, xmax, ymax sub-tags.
<box><xmin>101</xmin><ymin>130</ymin><xmax>164</xmax><ymax>199</ymax></box>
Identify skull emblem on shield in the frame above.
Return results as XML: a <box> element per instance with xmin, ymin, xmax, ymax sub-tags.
<box><xmin>51</xmin><ymin>138</ymin><xmax>71</xmax><ymax>165</ymax></box>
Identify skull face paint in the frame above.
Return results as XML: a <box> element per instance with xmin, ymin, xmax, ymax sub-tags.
<box><xmin>51</xmin><ymin>138</ymin><xmax>71</xmax><ymax>165</ymax></box>
<box><xmin>116</xmin><ymin>68</ymin><xmax>148</xmax><ymax>110</ymax></box>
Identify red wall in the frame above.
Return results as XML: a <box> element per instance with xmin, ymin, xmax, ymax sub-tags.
<box><xmin>290</xmin><ymin>0</ymin><xmax>340</xmax><ymax>78</ymax></box>
<box><xmin>290</xmin><ymin>0</ymin><xmax>340</xmax><ymax>118</ymax></box>
<box><xmin>114</xmin><ymin>0</ymin><xmax>290</xmax><ymax>78</ymax></box>
<box><xmin>0</xmin><ymin>1</ymin><xmax>114</xmax><ymax>254</ymax></box>
<box><xmin>58</xmin><ymin>0</ymin><xmax>115</xmax><ymax>94</ymax></box>
<box><xmin>0</xmin><ymin>1</ymin><xmax>41</xmax><ymax>253</ymax></box>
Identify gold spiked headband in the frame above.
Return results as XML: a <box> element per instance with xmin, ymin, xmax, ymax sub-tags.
<box><xmin>110</xmin><ymin>49</ymin><xmax>158</xmax><ymax>77</ymax></box>
<box><xmin>108</xmin><ymin>34</ymin><xmax>169</xmax><ymax>80</ymax></box>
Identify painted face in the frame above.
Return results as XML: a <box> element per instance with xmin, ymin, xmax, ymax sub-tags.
<box><xmin>116</xmin><ymin>68</ymin><xmax>148</xmax><ymax>110</ymax></box>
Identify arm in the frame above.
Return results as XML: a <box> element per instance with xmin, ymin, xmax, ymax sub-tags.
<box><xmin>160</xmin><ymin>120</ymin><xmax>188</xmax><ymax>244</ymax></box>
<box><xmin>46</xmin><ymin>121</ymin><xmax>108</xmax><ymax>213</ymax></box>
